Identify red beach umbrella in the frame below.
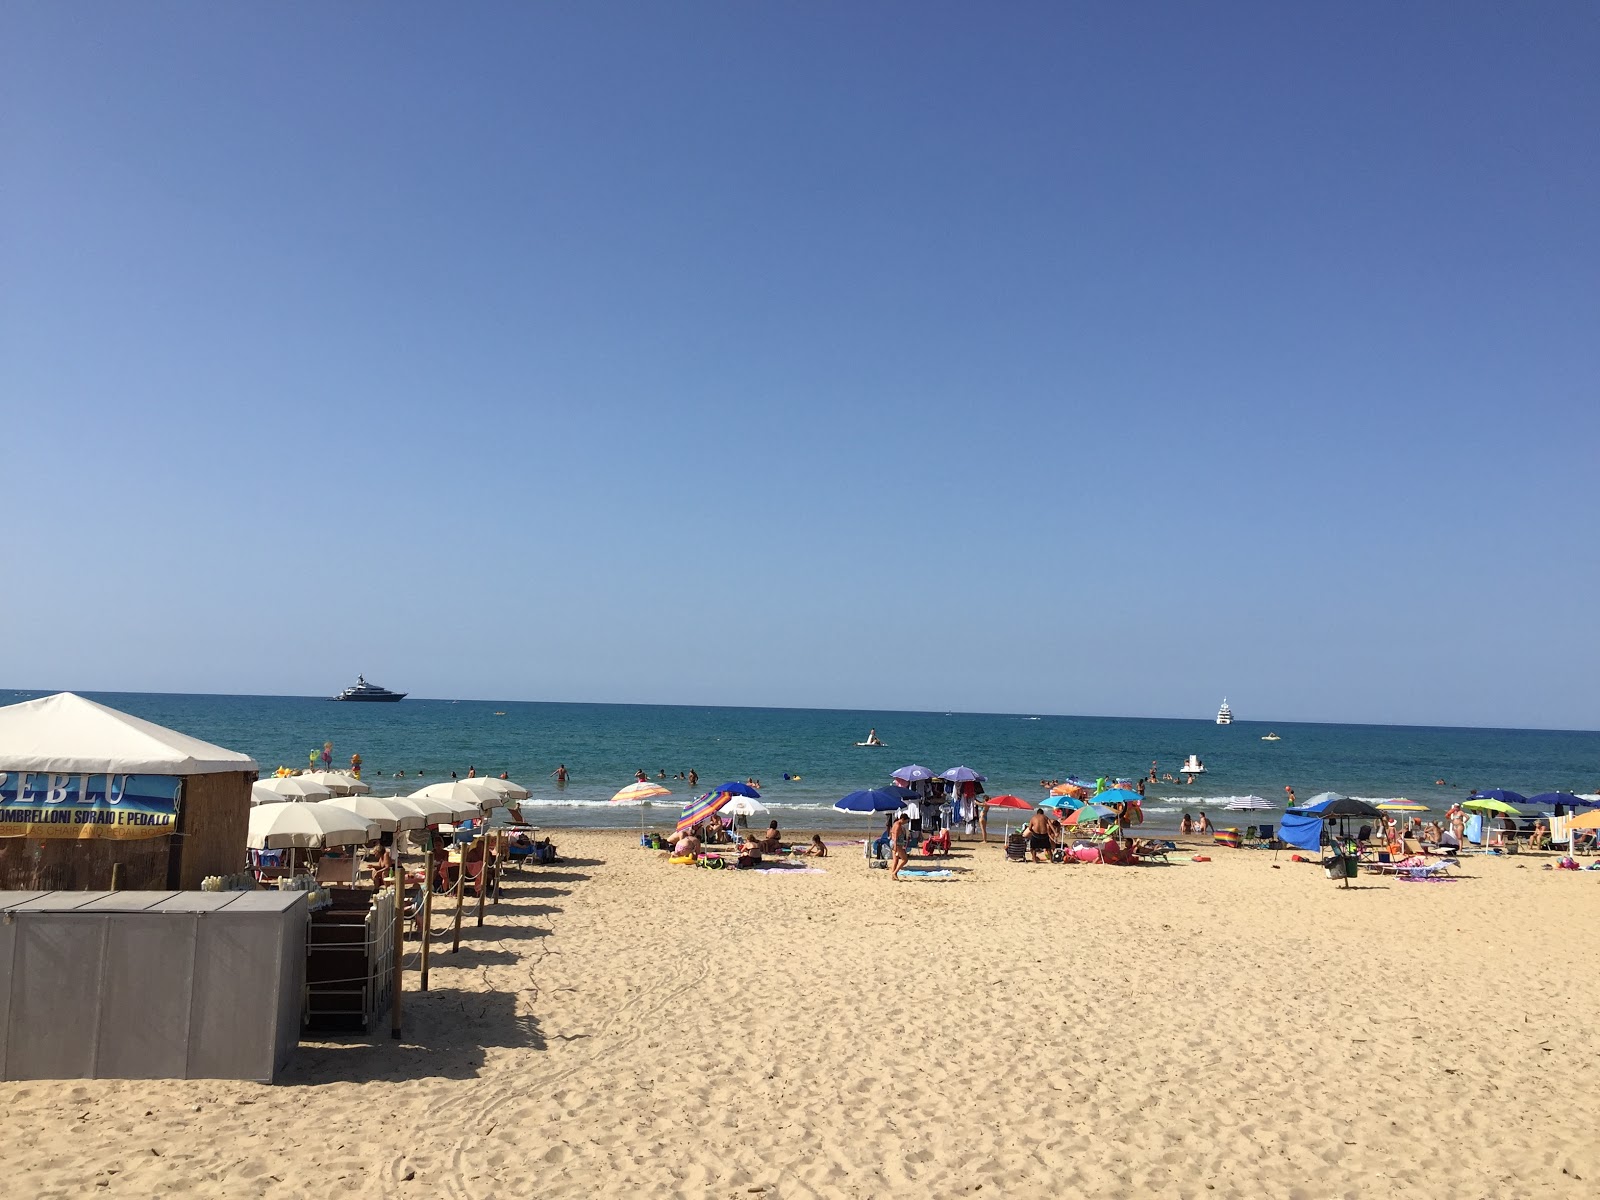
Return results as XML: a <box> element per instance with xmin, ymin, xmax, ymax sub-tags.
<box><xmin>984</xmin><ymin>795</ymin><xmax>1034</xmax><ymax>811</ymax></box>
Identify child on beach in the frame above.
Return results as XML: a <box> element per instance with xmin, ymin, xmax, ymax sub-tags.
<box><xmin>806</xmin><ymin>834</ymin><xmax>828</xmax><ymax>857</ymax></box>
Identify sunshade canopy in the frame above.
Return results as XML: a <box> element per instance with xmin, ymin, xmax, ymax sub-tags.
<box><xmin>247</xmin><ymin>801</ymin><xmax>378</xmax><ymax>849</ymax></box>
<box><xmin>891</xmin><ymin>765</ymin><xmax>934</xmax><ymax>782</ymax></box>
<box><xmin>940</xmin><ymin>766</ymin><xmax>985</xmax><ymax>782</ymax></box>
<box><xmin>611</xmin><ymin>781</ymin><xmax>671</xmax><ymax>804</ymax></box>
<box><xmin>1570</xmin><ymin>810</ymin><xmax>1600</xmax><ymax>831</ymax></box>
<box><xmin>405</xmin><ymin>785</ymin><xmax>490</xmax><ymax>820</ymax></box>
<box><xmin>1463</xmin><ymin>797</ymin><xmax>1523</xmax><ymax>816</ymax></box>
<box><xmin>322</xmin><ymin>795</ymin><xmax>425</xmax><ymax>832</ymax></box>
<box><xmin>1223</xmin><ymin>796</ymin><xmax>1276</xmax><ymax>811</ymax></box>
<box><xmin>1527</xmin><ymin>792</ymin><xmax>1599</xmax><ymax>809</ymax></box>
<box><xmin>0</xmin><ymin>692</ymin><xmax>258</xmax><ymax>775</ymax></box>
<box><xmin>1470</xmin><ymin>789</ymin><xmax>1528</xmax><ymax>806</ymax></box>
<box><xmin>252</xmin><ymin>777</ymin><xmax>331</xmax><ymax>803</ymax></box>
<box><xmin>984</xmin><ymin>794</ymin><xmax>1033</xmax><ymax>811</ymax></box>
<box><xmin>410</xmin><ymin>779</ymin><xmax>502</xmax><ymax>813</ymax></box>
<box><xmin>299</xmin><ymin>771</ymin><xmax>372</xmax><ymax>795</ymax></box>
<box><xmin>834</xmin><ymin>786</ymin><xmax>914</xmax><ymax>813</ymax></box>
<box><xmin>468</xmin><ymin>777</ymin><xmax>531</xmax><ymax>801</ymax></box>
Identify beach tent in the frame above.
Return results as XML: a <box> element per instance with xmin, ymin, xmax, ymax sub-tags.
<box><xmin>1281</xmin><ymin>796</ymin><xmax>1341</xmax><ymax>852</ymax></box>
<box><xmin>0</xmin><ymin>692</ymin><xmax>259</xmax><ymax>890</ymax></box>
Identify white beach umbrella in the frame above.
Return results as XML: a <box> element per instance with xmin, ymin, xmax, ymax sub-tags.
<box><xmin>322</xmin><ymin>795</ymin><xmax>425</xmax><ymax>833</ymax></box>
<box><xmin>469</xmin><ymin>777</ymin><xmax>531</xmax><ymax>802</ymax></box>
<box><xmin>386</xmin><ymin>796</ymin><xmax>457</xmax><ymax>825</ymax></box>
<box><xmin>721</xmin><ymin>796</ymin><xmax>768</xmax><ymax>817</ymax></box>
<box><xmin>248</xmin><ymin>801</ymin><xmax>379</xmax><ymax>850</ymax></box>
<box><xmin>407</xmin><ymin>782</ymin><xmax>497</xmax><ymax>820</ymax></box>
<box><xmin>300</xmin><ymin>770</ymin><xmax>373</xmax><ymax>796</ymax></box>
<box><xmin>252</xmin><ymin>777</ymin><xmax>332</xmax><ymax>803</ymax></box>
<box><xmin>1223</xmin><ymin>796</ymin><xmax>1276</xmax><ymax>811</ymax></box>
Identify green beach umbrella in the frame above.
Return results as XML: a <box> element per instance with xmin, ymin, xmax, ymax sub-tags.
<box><xmin>1463</xmin><ymin>798</ymin><xmax>1521</xmax><ymax>816</ymax></box>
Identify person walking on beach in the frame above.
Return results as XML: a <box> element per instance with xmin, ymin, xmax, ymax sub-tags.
<box><xmin>889</xmin><ymin>811</ymin><xmax>910</xmax><ymax>880</ymax></box>
<box><xmin>978</xmin><ymin>801</ymin><xmax>989</xmax><ymax>843</ymax></box>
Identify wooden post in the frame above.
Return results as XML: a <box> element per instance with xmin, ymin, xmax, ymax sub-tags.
<box><xmin>110</xmin><ymin>863</ymin><xmax>123</xmax><ymax>891</ymax></box>
<box><xmin>390</xmin><ymin>862</ymin><xmax>404</xmax><ymax>1039</ymax></box>
<box><xmin>450</xmin><ymin>836</ymin><xmax>471</xmax><ymax>954</ymax></box>
<box><xmin>491</xmin><ymin>830</ymin><xmax>505</xmax><ymax>904</ymax></box>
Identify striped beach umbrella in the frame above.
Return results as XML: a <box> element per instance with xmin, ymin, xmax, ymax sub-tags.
<box><xmin>675</xmin><ymin>787</ymin><xmax>740</xmax><ymax>837</ymax></box>
<box><xmin>611</xmin><ymin>781</ymin><xmax>671</xmax><ymax>804</ymax></box>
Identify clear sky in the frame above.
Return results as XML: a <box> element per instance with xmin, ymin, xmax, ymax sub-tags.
<box><xmin>3</xmin><ymin>2</ymin><xmax>1596</xmax><ymax>728</ymax></box>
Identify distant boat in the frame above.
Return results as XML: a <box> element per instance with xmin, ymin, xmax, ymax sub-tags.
<box><xmin>1261</xmin><ymin>732</ymin><xmax>1281</xmax><ymax>741</ymax></box>
<box><xmin>1182</xmin><ymin>754</ymin><xmax>1206</xmax><ymax>774</ymax></box>
<box><xmin>1216</xmin><ymin>699</ymin><xmax>1233</xmax><ymax>725</ymax></box>
<box><xmin>330</xmin><ymin>675</ymin><xmax>406</xmax><ymax>702</ymax></box>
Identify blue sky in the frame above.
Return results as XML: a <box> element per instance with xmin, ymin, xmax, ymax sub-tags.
<box><xmin>3</xmin><ymin>2</ymin><xmax>1596</xmax><ymax>728</ymax></box>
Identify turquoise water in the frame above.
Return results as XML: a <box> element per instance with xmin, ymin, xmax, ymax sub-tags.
<box><xmin>8</xmin><ymin>690</ymin><xmax>1596</xmax><ymax>835</ymax></box>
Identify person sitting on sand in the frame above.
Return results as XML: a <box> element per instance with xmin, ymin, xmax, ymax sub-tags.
<box><xmin>757</xmin><ymin>820</ymin><xmax>782</xmax><ymax>853</ymax></box>
<box><xmin>1195</xmin><ymin>811</ymin><xmax>1211</xmax><ymax>835</ymax></box>
<box><xmin>889</xmin><ymin>811</ymin><xmax>911</xmax><ymax>880</ymax></box>
<box><xmin>1027</xmin><ymin>808</ymin><xmax>1054</xmax><ymax>863</ymax></box>
<box><xmin>806</xmin><ymin>834</ymin><xmax>828</xmax><ymax>857</ymax></box>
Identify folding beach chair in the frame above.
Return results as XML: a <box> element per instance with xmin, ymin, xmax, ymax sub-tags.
<box><xmin>1004</xmin><ymin>833</ymin><xmax>1028</xmax><ymax>863</ymax></box>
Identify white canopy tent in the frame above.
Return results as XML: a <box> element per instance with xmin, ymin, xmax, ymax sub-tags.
<box><xmin>0</xmin><ymin>692</ymin><xmax>259</xmax><ymax>775</ymax></box>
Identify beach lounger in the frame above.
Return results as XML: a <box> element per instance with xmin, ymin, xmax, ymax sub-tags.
<box><xmin>1133</xmin><ymin>839</ymin><xmax>1176</xmax><ymax>863</ymax></box>
<box><xmin>1004</xmin><ymin>833</ymin><xmax>1028</xmax><ymax>863</ymax></box>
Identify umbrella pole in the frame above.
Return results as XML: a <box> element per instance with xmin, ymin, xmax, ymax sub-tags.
<box><xmin>450</xmin><ymin>837</ymin><xmax>470</xmax><ymax>954</ymax></box>
<box><xmin>419</xmin><ymin>871</ymin><xmax>433</xmax><ymax>990</ymax></box>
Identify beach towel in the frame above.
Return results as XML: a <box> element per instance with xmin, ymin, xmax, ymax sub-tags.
<box><xmin>899</xmin><ymin>868</ymin><xmax>954</xmax><ymax>880</ymax></box>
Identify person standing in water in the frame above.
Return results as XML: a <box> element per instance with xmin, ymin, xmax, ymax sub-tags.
<box><xmin>551</xmin><ymin>764</ymin><xmax>569</xmax><ymax>785</ymax></box>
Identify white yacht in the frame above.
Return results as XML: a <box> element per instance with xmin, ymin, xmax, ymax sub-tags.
<box><xmin>1216</xmin><ymin>699</ymin><xmax>1232</xmax><ymax>725</ymax></box>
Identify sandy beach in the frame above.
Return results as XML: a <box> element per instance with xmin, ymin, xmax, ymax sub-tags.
<box><xmin>4</xmin><ymin>831</ymin><xmax>1597</xmax><ymax>1198</ymax></box>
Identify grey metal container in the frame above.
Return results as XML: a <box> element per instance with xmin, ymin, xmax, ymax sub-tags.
<box><xmin>0</xmin><ymin>889</ymin><xmax>307</xmax><ymax>1082</ymax></box>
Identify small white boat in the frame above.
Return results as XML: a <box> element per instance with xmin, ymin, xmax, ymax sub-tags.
<box><xmin>1181</xmin><ymin>754</ymin><xmax>1206</xmax><ymax>774</ymax></box>
<box><xmin>1216</xmin><ymin>699</ymin><xmax>1232</xmax><ymax>725</ymax></box>
<box><xmin>1261</xmin><ymin>732</ymin><xmax>1280</xmax><ymax>741</ymax></box>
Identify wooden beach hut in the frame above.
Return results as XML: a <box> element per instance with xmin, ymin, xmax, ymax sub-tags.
<box><xmin>0</xmin><ymin>693</ymin><xmax>258</xmax><ymax>891</ymax></box>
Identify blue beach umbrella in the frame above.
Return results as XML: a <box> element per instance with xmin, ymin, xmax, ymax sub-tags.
<box><xmin>891</xmin><ymin>765</ymin><xmax>934</xmax><ymax>783</ymax></box>
<box><xmin>1527</xmin><ymin>792</ymin><xmax>1598</xmax><ymax>809</ymax></box>
<box><xmin>1098</xmin><ymin>788</ymin><xmax>1142</xmax><ymax>806</ymax></box>
<box><xmin>834</xmin><ymin>786</ymin><xmax>915</xmax><ymax>813</ymax></box>
<box><xmin>1469</xmin><ymin>789</ymin><xmax>1527</xmax><ymax>806</ymax></box>
<box><xmin>712</xmin><ymin>781</ymin><xmax>762</xmax><ymax>799</ymax></box>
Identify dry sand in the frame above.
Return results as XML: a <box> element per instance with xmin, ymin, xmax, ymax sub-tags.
<box><xmin>4</xmin><ymin>832</ymin><xmax>1597</xmax><ymax>1198</ymax></box>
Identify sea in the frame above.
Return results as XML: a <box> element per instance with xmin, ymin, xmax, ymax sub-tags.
<box><xmin>10</xmin><ymin>690</ymin><xmax>1598</xmax><ymax>837</ymax></box>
